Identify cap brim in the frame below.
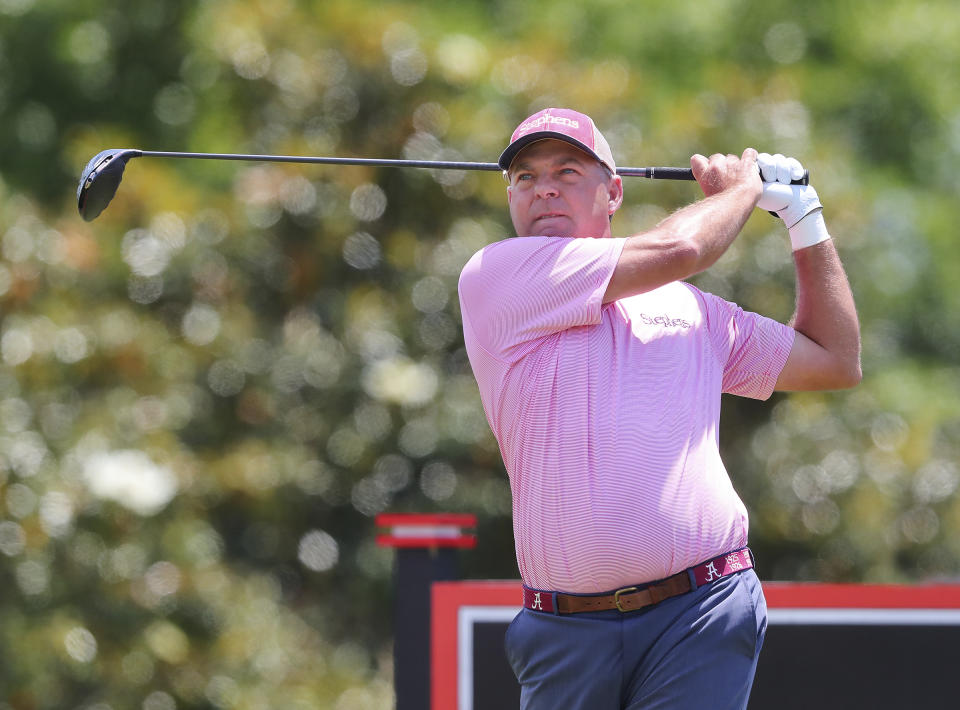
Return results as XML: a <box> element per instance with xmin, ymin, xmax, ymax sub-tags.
<box><xmin>498</xmin><ymin>132</ymin><xmax>601</xmax><ymax>171</ymax></box>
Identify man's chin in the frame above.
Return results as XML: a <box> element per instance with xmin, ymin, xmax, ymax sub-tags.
<box><xmin>528</xmin><ymin>218</ymin><xmax>573</xmax><ymax>238</ymax></box>
<box><xmin>524</xmin><ymin>226</ymin><xmax>605</xmax><ymax>239</ymax></box>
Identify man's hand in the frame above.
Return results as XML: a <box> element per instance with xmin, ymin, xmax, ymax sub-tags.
<box><xmin>604</xmin><ymin>149</ymin><xmax>764</xmax><ymax>303</ymax></box>
<box><xmin>755</xmin><ymin>153</ymin><xmax>830</xmax><ymax>251</ymax></box>
<box><xmin>756</xmin><ymin>153</ymin><xmax>822</xmax><ymax>228</ymax></box>
<box><xmin>690</xmin><ymin>148</ymin><xmax>763</xmax><ymax>200</ymax></box>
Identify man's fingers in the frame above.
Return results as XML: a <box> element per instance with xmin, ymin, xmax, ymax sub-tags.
<box><xmin>757</xmin><ymin>152</ymin><xmax>776</xmax><ymax>182</ymax></box>
<box><xmin>757</xmin><ymin>182</ymin><xmax>793</xmax><ymax>212</ymax></box>
<box><xmin>692</xmin><ymin>150</ymin><xmax>764</xmax><ymax>197</ymax></box>
<box><xmin>758</xmin><ymin>152</ymin><xmax>807</xmax><ymax>184</ymax></box>
<box><xmin>786</xmin><ymin>157</ymin><xmax>804</xmax><ymax>182</ymax></box>
<box><xmin>773</xmin><ymin>154</ymin><xmax>793</xmax><ymax>184</ymax></box>
<box><xmin>690</xmin><ymin>153</ymin><xmax>708</xmax><ymax>179</ymax></box>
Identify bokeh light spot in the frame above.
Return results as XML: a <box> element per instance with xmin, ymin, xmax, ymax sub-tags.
<box><xmin>420</xmin><ymin>461</ymin><xmax>457</xmax><ymax>501</ymax></box>
<box><xmin>64</xmin><ymin>627</ymin><xmax>98</xmax><ymax>663</ymax></box>
<box><xmin>765</xmin><ymin>22</ymin><xmax>807</xmax><ymax>64</ymax></box>
<box><xmin>342</xmin><ymin>232</ymin><xmax>381</xmax><ymax>270</ymax></box>
<box><xmin>182</xmin><ymin>303</ymin><xmax>221</xmax><ymax>346</ymax></box>
<box><xmin>298</xmin><ymin>530</ymin><xmax>339</xmax><ymax>572</ymax></box>
<box><xmin>349</xmin><ymin>184</ymin><xmax>387</xmax><ymax>222</ymax></box>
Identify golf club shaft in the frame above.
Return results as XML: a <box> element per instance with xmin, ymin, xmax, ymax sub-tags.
<box><xmin>135</xmin><ymin>150</ymin><xmax>697</xmax><ymax>180</ymax></box>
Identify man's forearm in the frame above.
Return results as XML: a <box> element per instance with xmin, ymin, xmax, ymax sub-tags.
<box><xmin>604</xmin><ymin>186</ymin><xmax>757</xmax><ymax>302</ymax></box>
<box><xmin>658</xmin><ymin>186</ymin><xmax>758</xmax><ymax>267</ymax></box>
<box><xmin>790</xmin><ymin>236</ymin><xmax>862</xmax><ymax>384</ymax></box>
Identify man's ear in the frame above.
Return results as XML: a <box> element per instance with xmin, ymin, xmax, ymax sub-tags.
<box><xmin>507</xmin><ymin>185</ymin><xmax>513</xmax><ymax>205</ymax></box>
<box><xmin>608</xmin><ymin>176</ymin><xmax>624</xmax><ymax>216</ymax></box>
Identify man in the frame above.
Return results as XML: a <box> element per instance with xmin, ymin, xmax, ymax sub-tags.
<box><xmin>457</xmin><ymin>108</ymin><xmax>860</xmax><ymax>709</ymax></box>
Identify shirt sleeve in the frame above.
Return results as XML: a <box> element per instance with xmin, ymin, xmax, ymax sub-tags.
<box><xmin>697</xmin><ymin>288</ymin><xmax>796</xmax><ymax>400</ymax></box>
<box><xmin>458</xmin><ymin>236</ymin><xmax>625</xmax><ymax>362</ymax></box>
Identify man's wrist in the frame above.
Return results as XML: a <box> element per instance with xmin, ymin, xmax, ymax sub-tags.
<box><xmin>788</xmin><ymin>209</ymin><xmax>831</xmax><ymax>251</ymax></box>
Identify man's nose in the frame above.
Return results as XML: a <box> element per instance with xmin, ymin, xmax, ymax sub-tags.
<box><xmin>534</xmin><ymin>177</ymin><xmax>560</xmax><ymax>199</ymax></box>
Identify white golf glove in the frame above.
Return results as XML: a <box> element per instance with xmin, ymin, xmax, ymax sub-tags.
<box><xmin>755</xmin><ymin>152</ymin><xmax>831</xmax><ymax>251</ymax></box>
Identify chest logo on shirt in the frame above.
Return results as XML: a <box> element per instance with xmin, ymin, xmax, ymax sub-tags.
<box><xmin>638</xmin><ymin>312</ymin><xmax>692</xmax><ymax>329</ymax></box>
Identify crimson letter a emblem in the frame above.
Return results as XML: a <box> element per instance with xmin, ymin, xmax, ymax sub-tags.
<box><xmin>703</xmin><ymin>562</ymin><xmax>721</xmax><ymax>582</ymax></box>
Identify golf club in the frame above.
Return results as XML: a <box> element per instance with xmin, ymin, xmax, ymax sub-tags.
<box><xmin>76</xmin><ymin>149</ymin><xmax>808</xmax><ymax>222</ymax></box>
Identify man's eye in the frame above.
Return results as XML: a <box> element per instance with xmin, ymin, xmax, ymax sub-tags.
<box><xmin>516</xmin><ymin>173</ymin><xmax>533</xmax><ymax>181</ymax></box>
<box><xmin>560</xmin><ymin>168</ymin><xmax>577</xmax><ymax>175</ymax></box>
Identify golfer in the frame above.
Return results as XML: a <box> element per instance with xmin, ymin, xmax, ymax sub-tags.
<box><xmin>457</xmin><ymin>108</ymin><xmax>861</xmax><ymax>709</ymax></box>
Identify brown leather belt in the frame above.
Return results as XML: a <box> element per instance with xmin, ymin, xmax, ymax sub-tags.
<box><xmin>522</xmin><ymin>548</ymin><xmax>753</xmax><ymax>614</ymax></box>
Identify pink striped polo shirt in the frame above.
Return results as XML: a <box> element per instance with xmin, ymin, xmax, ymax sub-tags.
<box><xmin>458</xmin><ymin>235</ymin><xmax>795</xmax><ymax>593</ymax></box>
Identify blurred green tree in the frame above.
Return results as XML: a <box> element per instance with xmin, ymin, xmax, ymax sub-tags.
<box><xmin>2</xmin><ymin>0</ymin><xmax>959</xmax><ymax>707</ymax></box>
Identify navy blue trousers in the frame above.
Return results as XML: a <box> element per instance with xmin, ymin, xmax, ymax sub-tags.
<box><xmin>504</xmin><ymin>569</ymin><xmax>767</xmax><ymax>709</ymax></box>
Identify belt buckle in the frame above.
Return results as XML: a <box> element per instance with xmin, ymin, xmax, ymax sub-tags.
<box><xmin>614</xmin><ymin>586</ymin><xmax>638</xmax><ymax>612</ymax></box>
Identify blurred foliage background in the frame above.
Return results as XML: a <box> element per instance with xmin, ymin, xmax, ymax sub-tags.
<box><xmin>2</xmin><ymin>0</ymin><xmax>959</xmax><ymax>707</ymax></box>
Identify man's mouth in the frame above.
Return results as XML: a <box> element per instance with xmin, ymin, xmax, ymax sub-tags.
<box><xmin>534</xmin><ymin>212</ymin><xmax>566</xmax><ymax>222</ymax></box>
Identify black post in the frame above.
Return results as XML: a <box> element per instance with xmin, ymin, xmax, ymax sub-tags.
<box><xmin>375</xmin><ymin>513</ymin><xmax>477</xmax><ymax>710</ymax></box>
<box><xmin>393</xmin><ymin>547</ymin><xmax>458</xmax><ymax>710</ymax></box>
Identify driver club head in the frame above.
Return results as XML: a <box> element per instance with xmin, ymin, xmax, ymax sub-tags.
<box><xmin>77</xmin><ymin>149</ymin><xmax>141</xmax><ymax>222</ymax></box>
